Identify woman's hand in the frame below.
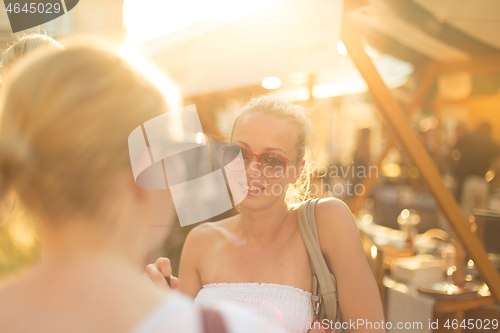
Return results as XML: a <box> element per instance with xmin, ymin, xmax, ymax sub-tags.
<box><xmin>144</xmin><ymin>257</ymin><xmax>180</xmax><ymax>290</ymax></box>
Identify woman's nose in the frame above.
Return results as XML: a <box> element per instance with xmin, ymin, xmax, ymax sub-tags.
<box><xmin>246</xmin><ymin>156</ymin><xmax>261</xmax><ymax>178</ymax></box>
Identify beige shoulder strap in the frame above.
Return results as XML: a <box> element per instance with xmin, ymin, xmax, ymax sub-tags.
<box><xmin>307</xmin><ymin>198</ymin><xmax>321</xmax><ymax>245</ymax></box>
<box><xmin>298</xmin><ymin>198</ymin><xmax>340</xmax><ymax>322</ymax></box>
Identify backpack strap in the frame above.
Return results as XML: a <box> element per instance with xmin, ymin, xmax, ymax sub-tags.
<box><xmin>200</xmin><ymin>308</ymin><xmax>227</xmax><ymax>333</ymax></box>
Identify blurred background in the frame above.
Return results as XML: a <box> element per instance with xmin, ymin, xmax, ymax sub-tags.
<box><xmin>1</xmin><ymin>0</ymin><xmax>500</xmax><ymax>331</ymax></box>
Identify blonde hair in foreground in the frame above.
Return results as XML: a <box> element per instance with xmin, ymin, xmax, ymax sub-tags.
<box><xmin>0</xmin><ymin>42</ymin><xmax>172</xmax><ymax>224</ymax></box>
<box><xmin>231</xmin><ymin>95</ymin><xmax>318</xmax><ymax>205</ymax></box>
<box><xmin>1</xmin><ymin>34</ymin><xmax>63</xmax><ymax>79</ymax></box>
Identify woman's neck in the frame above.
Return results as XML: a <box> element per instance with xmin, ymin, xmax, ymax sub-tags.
<box><xmin>23</xmin><ymin>235</ymin><xmax>166</xmax><ymax>333</ymax></box>
<box><xmin>39</xmin><ymin>216</ymin><xmax>147</xmax><ymax>269</ymax></box>
<box><xmin>35</xmin><ymin>221</ymin><xmax>165</xmax><ymax>301</ymax></box>
<box><xmin>237</xmin><ymin>200</ymin><xmax>291</xmax><ymax>244</ymax></box>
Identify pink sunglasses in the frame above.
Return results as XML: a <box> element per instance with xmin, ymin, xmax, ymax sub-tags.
<box><xmin>222</xmin><ymin>144</ymin><xmax>296</xmax><ymax>179</ymax></box>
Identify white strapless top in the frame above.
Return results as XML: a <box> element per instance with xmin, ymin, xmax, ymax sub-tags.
<box><xmin>193</xmin><ymin>283</ymin><xmax>314</xmax><ymax>333</ymax></box>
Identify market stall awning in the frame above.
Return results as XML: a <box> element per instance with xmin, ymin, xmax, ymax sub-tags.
<box><xmin>139</xmin><ymin>0</ymin><xmax>344</xmax><ymax>97</ymax></box>
<box><xmin>347</xmin><ymin>0</ymin><xmax>500</xmax><ymax>66</ymax></box>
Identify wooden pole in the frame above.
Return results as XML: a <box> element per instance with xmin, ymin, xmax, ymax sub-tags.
<box><xmin>342</xmin><ymin>20</ymin><xmax>500</xmax><ymax>302</ymax></box>
<box><xmin>349</xmin><ymin>62</ymin><xmax>440</xmax><ymax>214</ymax></box>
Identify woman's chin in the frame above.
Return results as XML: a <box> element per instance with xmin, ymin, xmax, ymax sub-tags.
<box><xmin>238</xmin><ymin>192</ymin><xmax>285</xmax><ymax>211</ymax></box>
<box><xmin>238</xmin><ymin>194</ymin><xmax>266</xmax><ymax>210</ymax></box>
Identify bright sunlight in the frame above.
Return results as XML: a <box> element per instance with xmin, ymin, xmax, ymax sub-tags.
<box><xmin>123</xmin><ymin>0</ymin><xmax>279</xmax><ymax>45</ymax></box>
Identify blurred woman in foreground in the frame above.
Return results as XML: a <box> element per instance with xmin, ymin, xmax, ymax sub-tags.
<box><xmin>0</xmin><ymin>42</ymin><xmax>283</xmax><ymax>333</ymax></box>
<box><xmin>0</xmin><ymin>34</ymin><xmax>63</xmax><ymax>276</ymax></box>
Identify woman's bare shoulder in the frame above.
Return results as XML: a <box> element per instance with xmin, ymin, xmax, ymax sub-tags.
<box><xmin>314</xmin><ymin>198</ymin><xmax>360</xmax><ymax>241</ymax></box>
<box><xmin>312</xmin><ymin>198</ymin><xmax>367</xmax><ymax>267</ymax></box>
<box><xmin>316</xmin><ymin>197</ymin><xmax>351</xmax><ymax>217</ymax></box>
<box><xmin>184</xmin><ymin>214</ymin><xmax>240</xmax><ymax>248</ymax></box>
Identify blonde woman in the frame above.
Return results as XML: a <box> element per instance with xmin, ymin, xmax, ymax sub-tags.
<box><xmin>0</xmin><ymin>33</ymin><xmax>64</xmax><ymax>271</ymax></box>
<box><xmin>0</xmin><ymin>43</ymin><xmax>285</xmax><ymax>333</ymax></box>
<box><xmin>147</xmin><ymin>96</ymin><xmax>385</xmax><ymax>332</ymax></box>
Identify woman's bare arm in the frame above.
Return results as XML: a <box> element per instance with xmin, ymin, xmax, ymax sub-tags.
<box><xmin>316</xmin><ymin>198</ymin><xmax>385</xmax><ymax>332</ymax></box>
<box><xmin>177</xmin><ymin>226</ymin><xmax>207</xmax><ymax>298</ymax></box>
<box><xmin>145</xmin><ymin>226</ymin><xmax>207</xmax><ymax>298</ymax></box>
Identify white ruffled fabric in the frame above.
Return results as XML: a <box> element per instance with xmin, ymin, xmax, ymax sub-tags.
<box><xmin>193</xmin><ymin>283</ymin><xmax>314</xmax><ymax>333</ymax></box>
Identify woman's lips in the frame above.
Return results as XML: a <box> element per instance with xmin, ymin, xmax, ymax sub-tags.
<box><xmin>239</xmin><ymin>182</ymin><xmax>265</xmax><ymax>196</ymax></box>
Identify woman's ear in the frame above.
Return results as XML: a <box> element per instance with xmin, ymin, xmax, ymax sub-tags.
<box><xmin>121</xmin><ymin>169</ymin><xmax>149</xmax><ymax>202</ymax></box>
<box><xmin>133</xmin><ymin>183</ymin><xmax>149</xmax><ymax>202</ymax></box>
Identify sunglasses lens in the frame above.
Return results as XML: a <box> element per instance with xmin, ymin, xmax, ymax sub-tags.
<box><xmin>259</xmin><ymin>153</ymin><xmax>287</xmax><ymax>179</ymax></box>
<box><xmin>223</xmin><ymin>145</ymin><xmax>247</xmax><ymax>170</ymax></box>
